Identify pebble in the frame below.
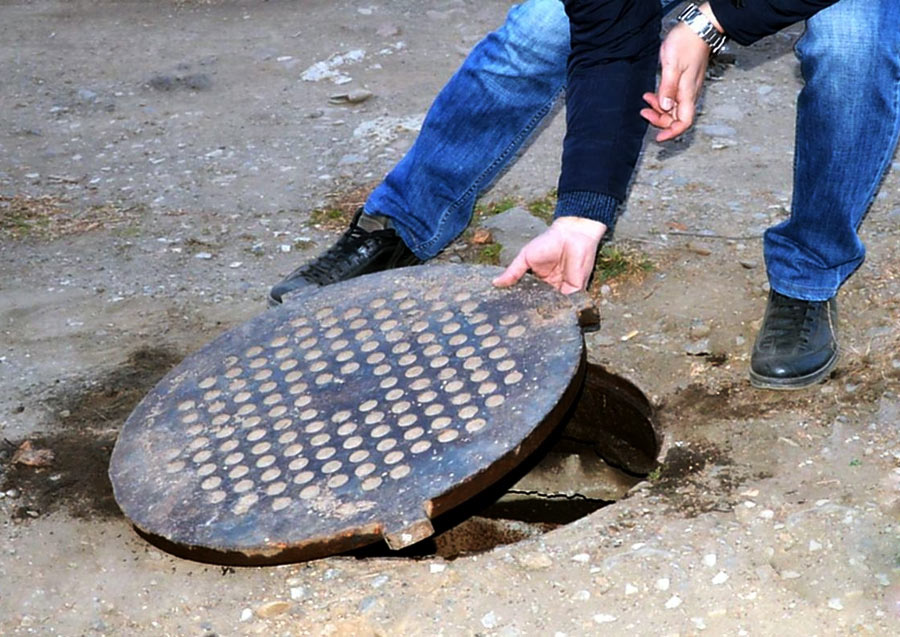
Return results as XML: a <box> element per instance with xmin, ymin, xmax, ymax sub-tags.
<box><xmin>687</xmin><ymin>242</ymin><xmax>713</xmax><ymax>256</ymax></box>
<box><xmin>572</xmin><ymin>553</ymin><xmax>590</xmax><ymax>563</ymax></box>
<box><xmin>516</xmin><ymin>552</ymin><xmax>552</xmax><ymax>570</ymax></box>
<box><xmin>481</xmin><ymin>611</ymin><xmax>498</xmax><ymax>629</ymax></box>
<box><xmin>827</xmin><ymin>598</ymin><xmax>844</xmax><ymax>611</ymax></box>
<box><xmin>587</xmin><ymin>333</ymin><xmax>616</xmax><ymax>348</ymax></box>
<box><xmin>429</xmin><ymin>563</ymin><xmax>446</xmax><ymax>574</ymax></box>
<box><xmin>255</xmin><ymin>601</ymin><xmax>291</xmax><ymax>618</ymax></box>
<box><xmin>240</xmin><ymin>608</ymin><xmax>253</xmax><ymax>622</ymax></box>
<box><xmin>664</xmin><ymin>595</ymin><xmax>682</xmax><ymax>609</ymax></box>
<box><xmin>371</xmin><ymin>575</ymin><xmax>389</xmax><ymax>589</ymax></box>
<box><xmin>593</xmin><ymin>614</ymin><xmax>617</xmax><ymax>624</ymax></box>
<box><xmin>711</xmin><ymin>572</ymin><xmax>729</xmax><ymax>585</ymax></box>
<box><xmin>656</xmin><ymin>577</ymin><xmax>670</xmax><ymax>591</ymax></box>
<box><xmin>808</xmin><ymin>540</ymin><xmax>823</xmax><ymax>552</ymax></box>
<box><xmin>194</xmin><ymin>252</ymin><xmax>213</xmax><ymax>260</ymax></box>
<box><xmin>739</xmin><ymin>259</ymin><xmax>759</xmax><ymax>269</ymax></box>
<box><xmin>703</xmin><ymin>554</ymin><xmax>717</xmax><ymax>567</ymax></box>
<box><xmin>571</xmin><ymin>590</ymin><xmax>590</xmax><ymax>601</ymax></box>
<box><xmin>358</xmin><ymin>596</ymin><xmax>377</xmax><ymax>613</ymax></box>
<box><xmin>290</xmin><ymin>587</ymin><xmax>306</xmax><ymax>601</ymax></box>
<box><xmin>683</xmin><ymin>339</ymin><xmax>710</xmax><ymax>355</ymax></box>
<box><xmin>329</xmin><ymin>89</ymin><xmax>374</xmax><ymax>105</ymax></box>
<box><xmin>625</xmin><ymin>584</ymin><xmax>639</xmax><ymax>595</ymax></box>
<box><xmin>689</xmin><ymin>320</ymin><xmax>711</xmax><ymax>339</ymax></box>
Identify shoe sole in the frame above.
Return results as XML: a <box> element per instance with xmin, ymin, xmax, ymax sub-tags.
<box><xmin>748</xmin><ymin>348</ymin><xmax>839</xmax><ymax>390</ymax></box>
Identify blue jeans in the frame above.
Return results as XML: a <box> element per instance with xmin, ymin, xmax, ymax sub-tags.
<box><xmin>367</xmin><ymin>0</ymin><xmax>900</xmax><ymax>301</ymax></box>
<box><xmin>765</xmin><ymin>0</ymin><xmax>900</xmax><ymax>301</ymax></box>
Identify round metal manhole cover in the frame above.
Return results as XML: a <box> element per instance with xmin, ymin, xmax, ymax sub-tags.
<box><xmin>110</xmin><ymin>264</ymin><xmax>587</xmax><ymax>562</ymax></box>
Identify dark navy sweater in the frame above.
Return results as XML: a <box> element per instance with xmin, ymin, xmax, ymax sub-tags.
<box><xmin>558</xmin><ymin>0</ymin><xmax>838</xmax><ymax>228</ymax></box>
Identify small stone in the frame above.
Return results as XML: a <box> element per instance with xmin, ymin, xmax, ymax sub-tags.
<box><xmin>290</xmin><ymin>586</ymin><xmax>306</xmax><ymax>600</ymax></box>
<box><xmin>827</xmin><ymin>598</ymin><xmax>844</xmax><ymax>611</ymax></box>
<box><xmin>665</xmin><ymin>595</ymin><xmax>683</xmax><ymax>609</ymax></box>
<box><xmin>625</xmin><ymin>584</ymin><xmax>639</xmax><ymax>595</ymax></box>
<box><xmin>689</xmin><ymin>320</ymin><xmax>711</xmax><ymax>339</ymax></box>
<box><xmin>712</xmin><ymin>572</ymin><xmax>729</xmax><ymax>585</ymax></box>
<box><xmin>12</xmin><ymin>440</ymin><xmax>55</xmax><ymax>467</ymax></box>
<box><xmin>808</xmin><ymin>540</ymin><xmax>823</xmax><ymax>552</ymax></box>
<box><xmin>194</xmin><ymin>252</ymin><xmax>213</xmax><ymax>260</ymax></box>
<box><xmin>240</xmin><ymin>608</ymin><xmax>253</xmax><ymax>622</ymax></box>
<box><xmin>429</xmin><ymin>563</ymin><xmax>446</xmax><ymax>574</ymax></box>
<box><xmin>481</xmin><ymin>611</ymin><xmax>498</xmax><ymax>629</ymax></box>
<box><xmin>703</xmin><ymin>554</ymin><xmax>717</xmax><ymax>567</ymax></box>
<box><xmin>781</xmin><ymin>571</ymin><xmax>802</xmax><ymax>579</ymax></box>
<box><xmin>229</xmin><ymin>261</ymin><xmax>243</xmax><ymax>269</ymax></box>
<box><xmin>516</xmin><ymin>552</ymin><xmax>552</xmax><ymax>570</ymax></box>
<box><xmin>759</xmin><ymin>509</ymin><xmax>775</xmax><ymax>520</ymax></box>
<box><xmin>255</xmin><ymin>601</ymin><xmax>291</xmax><ymax>618</ymax></box>
<box><xmin>687</xmin><ymin>242</ymin><xmax>712</xmax><ymax>256</ymax></box>
<box><xmin>571</xmin><ymin>553</ymin><xmax>590</xmax><ymax>563</ymax></box>
<box><xmin>593</xmin><ymin>614</ymin><xmax>617</xmax><ymax>624</ymax></box>
<box><xmin>329</xmin><ymin>88</ymin><xmax>374</xmax><ymax>105</ymax></box>
<box><xmin>358</xmin><ymin>596</ymin><xmax>377</xmax><ymax>613</ymax></box>
<box><xmin>472</xmin><ymin>228</ymin><xmax>493</xmax><ymax>245</ymax></box>
<box><xmin>656</xmin><ymin>577</ymin><xmax>670</xmax><ymax>591</ymax></box>
<box><xmin>739</xmin><ymin>259</ymin><xmax>759</xmax><ymax>269</ymax></box>
<box><xmin>571</xmin><ymin>590</ymin><xmax>590</xmax><ymax>602</ymax></box>
<box><xmin>279</xmin><ymin>244</ymin><xmax>292</xmax><ymax>253</ymax></box>
<box><xmin>371</xmin><ymin>575</ymin><xmax>389</xmax><ymax>588</ymax></box>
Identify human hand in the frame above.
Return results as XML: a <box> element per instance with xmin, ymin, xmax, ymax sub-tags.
<box><xmin>492</xmin><ymin>216</ymin><xmax>607</xmax><ymax>295</ymax></box>
<box><xmin>640</xmin><ymin>5</ymin><xmax>720</xmax><ymax>142</ymax></box>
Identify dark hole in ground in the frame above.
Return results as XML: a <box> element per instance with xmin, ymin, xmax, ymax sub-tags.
<box><xmin>0</xmin><ymin>347</ymin><xmax>182</xmax><ymax>521</ymax></box>
<box><xmin>351</xmin><ymin>363</ymin><xmax>660</xmax><ymax>560</ymax></box>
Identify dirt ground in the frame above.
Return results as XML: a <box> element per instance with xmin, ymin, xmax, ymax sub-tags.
<box><xmin>2</xmin><ymin>1</ymin><xmax>899</xmax><ymax>635</ymax></box>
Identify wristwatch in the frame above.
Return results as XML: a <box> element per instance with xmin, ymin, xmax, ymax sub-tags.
<box><xmin>677</xmin><ymin>3</ymin><xmax>728</xmax><ymax>55</ymax></box>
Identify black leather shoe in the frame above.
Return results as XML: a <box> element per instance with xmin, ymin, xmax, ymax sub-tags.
<box><xmin>268</xmin><ymin>208</ymin><xmax>420</xmax><ymax>306</ymax></box>
<box><xmin>749</xmin><ymin>290</ymin><xmax>839</xmax><ymax>389</ymax></box>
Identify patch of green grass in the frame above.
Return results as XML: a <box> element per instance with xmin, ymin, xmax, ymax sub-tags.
<box><xmin>849</xmin><ymin>458</ymin><xmax>862</xmax><ymax>467</ymax></box>
<box><xmin>646</xmin><ymin>466</ymin><xmax>662</xmax><ymax>482</ymax></box>
<box><xmin>474</xmin><ymin>195</ymin><xmax>519</xmax><ymax>218</ymax></box>
<box><xmin>309</xmin><ymin>207</ymin><xmax>352</xmax><ymax>228</ymax></box>
<box><xmin>592</xmin><ymin>244</ymin><xmax>654</xmax><ymax>284</ymax></box>
<box><xmin>525</xmin><ymin>189</ymin><xmax>557</xmax><ymax>224</ymax></box>
<box><xmin>476</xmin><ymin>243</ymin><xmax>503</xmax><ymax>266</ymax></box>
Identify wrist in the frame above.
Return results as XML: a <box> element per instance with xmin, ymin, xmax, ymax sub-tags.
<box><xmin>677</xmin><ymin>2</ymin><xmax>727</xmax><ymax>54</ymax></box>
<box><xmin>697</xmin><ymin>2</ymin><xmax>724</xmax><ymax>34</ymax></box>
<box><xmin>552</xmin><ymin>216</ymin><xmax>607</xmax><ymax>242</ymax></box>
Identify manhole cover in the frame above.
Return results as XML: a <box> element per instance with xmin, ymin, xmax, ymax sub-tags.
<box><xmin>110</xmin><ymin>264</ymin><xmax>590</xmax><ymax>563</ymax></box>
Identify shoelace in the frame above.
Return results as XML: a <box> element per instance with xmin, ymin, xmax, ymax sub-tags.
<box><xmin>297</xmin><ymin>224</ymin><xmax>394</xmax><ymax>284</ymax></box>
<box><xmin>761</xmin><ymin>293</ymin><xmax>820</xmax><ymax>349</ymax></box>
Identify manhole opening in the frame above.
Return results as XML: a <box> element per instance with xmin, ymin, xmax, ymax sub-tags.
<box><xmin>354</xmin><ymin>362</ymin><xmax>660</xmax><ymax>560</ymax></box>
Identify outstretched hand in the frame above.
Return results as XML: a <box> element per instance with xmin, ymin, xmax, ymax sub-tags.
<box><xmin>640</xmin><ymin>21</ymin><xmax>712</xmax><ymax>141</ymax></box>
<box><xmin>492</xmin><ymin>216</ymin><xmax>607</xmax><ymax>295</ymax></box>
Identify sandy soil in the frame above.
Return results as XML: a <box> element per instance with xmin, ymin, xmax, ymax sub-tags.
<box><xmin>2</xmin><ymin>1</ymin><xmax>899</xmax><ymax>635</ymax></box>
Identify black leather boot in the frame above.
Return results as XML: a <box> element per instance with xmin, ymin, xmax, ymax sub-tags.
<box><xmin>749</xmin><ymin>290</ymin><xmax>839</xmax><ymax>389</ymax></box>
<box><xmin>268</xmin><ymin>208</ymin><xmax>420</xmax><ymax>306</ymax></box>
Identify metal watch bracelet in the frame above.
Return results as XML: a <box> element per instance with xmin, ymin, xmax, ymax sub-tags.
<box><xmin>677</xmin><ymin>2</ymin><xmax>728</xmax><ymax>55</ymax></box>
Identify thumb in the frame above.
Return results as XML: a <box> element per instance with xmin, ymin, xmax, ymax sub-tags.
<box><xmin>492</xmin><ymin>249</ymin><xmax>530</xmax><ymax>288</ymax></box>
<box><xmin>656</xmin><ymin>62</ymin><xmax>680</xmax><ymax>113</ymax></box>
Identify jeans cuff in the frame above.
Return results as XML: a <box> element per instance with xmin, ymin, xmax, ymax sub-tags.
<box><xmin>554</xmin><ymin>190</ymin><xmax>620</xmax><ymax>229</ymax></box>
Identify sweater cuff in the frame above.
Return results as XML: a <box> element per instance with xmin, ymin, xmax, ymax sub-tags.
<box><xmin>555</xmin><ymin>190</ymin><xmax>620</xmax><ymax>229</ymax></box>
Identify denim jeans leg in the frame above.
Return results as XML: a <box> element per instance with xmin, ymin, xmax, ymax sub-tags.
<box><xmin>764</xmin><ymin>0</ymin><xmax>900</xmax><ymax>301</ymax></box>
<box><xmin>365</xmin><ymin>0</ymin><xmax>570</xmax><ymax>260</ymax></box>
